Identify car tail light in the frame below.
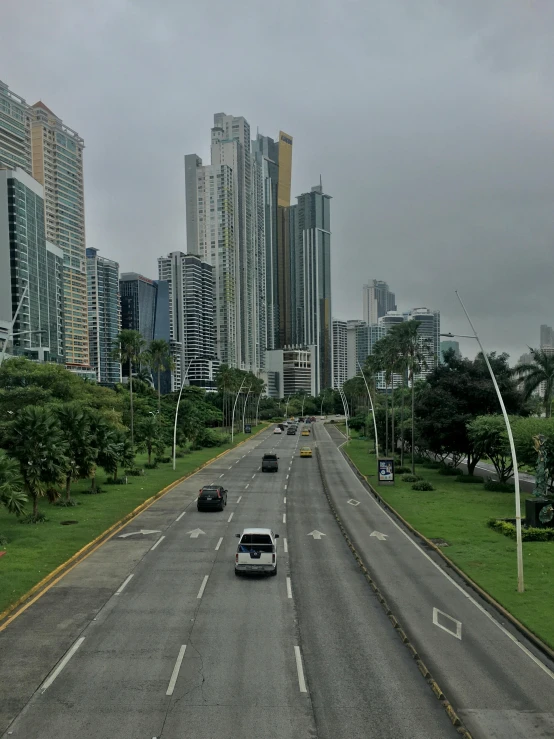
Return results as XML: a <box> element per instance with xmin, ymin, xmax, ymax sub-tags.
<box><xmin>217</xmin><ymin>490</ymin><xmax>221</xmax><ymax>498</ymax></box>
<box><xmin>272</xmin><ymin>553</ymin><xmax>276</xmax><ymax>563</ymax></box>
<box><xmin>235</xmin><ymin>553</ymin><xmax>239</xmax><ymax>563</ymax></box>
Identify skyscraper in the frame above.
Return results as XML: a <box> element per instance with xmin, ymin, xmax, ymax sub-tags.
<box><xmin>332</xmin><ymin>319</ymin><xmax>347</xmax><ymax>388</ymax></box>
<box><xmin>540</xmin><ymin>324</ymin><xmax>554</xmax><ymax>349</ymax></box>
<box><xmin>0</xmin><ymin>80</ymin><xmax>32</xmax><ymax>173</ymax></box>
<box><xmin>407</xmin><ymin>307</ymin><xmax>441</xmax><ymax>379</ymax></box>
<box><xmin>0</xmin><ymin>167</ymin><xmax>64</xmax><ymax>363</ymax></box>
<box><xmin>362</xmin><ymin>280</ymin><xmax>396</xmax><ymax>326</ymax></box>
<box><xmin>86</xmin><ymin>248</ymin><xmax>121</xmax><ymax>385</ymax></box>
<box><xmin>31</xmin><ymin>101</ymin><xmax>88</xmax><ymax>369</ymax></box>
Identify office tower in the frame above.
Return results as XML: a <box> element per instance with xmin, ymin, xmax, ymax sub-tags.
<box><xmin>31</xmin><ymin>101</ymin><xmax>88</xmax><ymax>369</ymax></box>
<box><xmin>290</xmin><ymin>183</ymin><xmax>332</xmax><ymax>393</ymax></box>
<box><xmin>378</xmin><ymin>311</ymin><xmax>405</xmax><ymax>329</ymax></box>
<box><xmin>0</xmin><ymin>167</ymin><xmax>64</xmax><ymax>362</ymax></box>
<box><xmin>266</xmin><ymin>346</ymin><xmax>317</xmax><ymax>398</ymax></box>
<box><xmin>345</xmin><ymin>319</ymin><xmax>367</xmax><ymax>379</ymax></box>
<box><xmin>363</xmin><ymin>280</ymin><xmax>396</xmax><ymax>326</ymax></box>
<box><xmin>0</xmin><ymin>81</ymin><xmax>32</xmax><ymax>173</ymax></box>
<box><xmin>440</xmin><ymin>340</ymin><xmax>461</xmax><ymax>362</ymax></box>
<box><xmin>332</xmin><ymin>319</ymin><xmax>347</xmax><ymax>388</ymax></box>
<box><xmin>540</xmin><ymin>324</ymin><xmax>554</xmax><ymax>349</ymax></box>
<box><xmin>276</xmin><ymin>132</ymin><xmax>294</xmax><ymax>349</ymax></box>
<box><xmin>86</xmin><ymin>248</ymin><xmax>121</xmax><ymax>384</ymax></box>
<box><xmin>406</xmin><ymin>307</ymin><xmax>441</xmax><ymax>379</ymax></box>
<box><xmin>158</xmin><ymin>252</ymin><xmax>218</xmax><ymax>390</ymax></box>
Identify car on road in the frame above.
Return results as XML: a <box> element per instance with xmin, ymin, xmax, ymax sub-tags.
<box><xmin>197</xmin><ymin>485</ymin><xmax>227</xmax><ymax>511</ymax></box>
<box><xmin>301</xmin><ymin>428</ymin><xmax>310</xmax><ymax>436</ymax></box>
<box><xmin>261</xmin><ymin>453</ymin><xmax>279</xmax><ymax>472</ymax></box>
<box><xmin>300</xmin><ymin>447</ymin><xmax>312</xmax><ymax>458</ymax></box>
<box><xmin>287</xmin><ymin>426</ymin><xmax>297</xmax><ymax>435</ymax></box>
<box><xmin>274</xmin><ymin>426</ymin><xmax>282</xmax><ymax>434</ymax></box>
<box><xmin>235</xmin><ymin>528</ymin><xmax>279</xmax><ymax>576</ymax></box>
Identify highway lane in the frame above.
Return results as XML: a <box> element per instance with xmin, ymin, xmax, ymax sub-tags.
<box><xmin>318</xmin><ymin>423</ymin><xmax>554</xmax><ymax>738</ymax></box>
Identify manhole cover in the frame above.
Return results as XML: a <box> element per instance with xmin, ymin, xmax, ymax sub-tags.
<box><xmin>430</xmin><ymin>538</ymin><xmax>449</xmax><ymax>547</ymax></box>
<box><xmin>60</xmin><ymin>520</ymin><xmax>78</xmax><ymax>526</ymax></box>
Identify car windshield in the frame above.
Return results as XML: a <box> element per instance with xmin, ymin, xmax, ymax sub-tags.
<box><xmin>264</xmin><ymin>454</ymin><xmax>277</xmax><ymax>460</ymax></box>
<box><xmin>240</xmin><ymin>534</ymin><xmax>272</xmax><ymax>545</ymax></box>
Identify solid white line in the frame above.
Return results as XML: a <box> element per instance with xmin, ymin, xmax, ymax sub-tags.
<box><xmin>176</xmin><ymin>511</ymin><xmax>186</xmax><ymax>522</ymax></box>
<box><xmin>116</xmin><ymin>574</ymin><xmax>134</xmax><ymax>594</ymax></box>
<box><xmin>286</xmin><ymin>577</ymin><xmax>292</xmax><ymax>599</ymax></box>
<box><xmin>237</xmin><ymin>495</ymin><xmax>242</xmax><ymax>504</ymax></box>
<box><xmin>197</xmin><ymin>575</ymin><xmax>209</xmax><ymax>599</ymax></box>
<box><xmin>284</xmin><ymin>496</ymin><xmax>287</xmax><ymax>504</ymax></box>
<box><xmin>150</xmin><ymin>535</ymin><xmax>165</xmax><ymax>551</ymax></box>
<box><xmin>215</xmin><ymin>537</ymin><xmax>223</xmax><ymax>551</ymax></box>
<box><xmin>284</xmin><ymin>537</ymin><xmax>288</xmax><ymax>553</ymax></box>
<box><xmin>228</xmin><ymin>512</ymin><xmax>234</xmax><ymax>523</ymax></box>
<box><xmin>166</xmin><ymin>645</ymin><xmax>187</xmax><ymax>696</ymax></box>
<box><xmin>41</xmin><ymin>637</ymin><xmax>85</xmax><ymax>692</ymax></box>
<box><xmin>245</xmin><ymin>483</ymin><xmax>249</xmax><ymax>489</ymax></box>
<box><xmin>283</xmin><ymin>513</ymin><xmax>286</xmax><ymax>524</ymax></box>
<box><xmin>294</xmin><ymin>646</ymin><xmax>307</xmax><ymax>693</ymax></box>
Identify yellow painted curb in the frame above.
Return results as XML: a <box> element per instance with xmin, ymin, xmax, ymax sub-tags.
<box><xmin>0</xmin><ymin>424</ymin><xmax>267</xmax><ymax>631</ymax></box>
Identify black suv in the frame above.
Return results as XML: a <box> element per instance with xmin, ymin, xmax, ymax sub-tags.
<box><xmin>197</xmin><ymin>485</ymin><xmax>228</xmax><ymax>511</ymax></box>
<box><xmin>287</xmin><ymin>426</ymin><xmax>296</xmax><ymax>435</ymax></box>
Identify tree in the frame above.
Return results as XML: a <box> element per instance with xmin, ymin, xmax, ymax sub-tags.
<box><xmin>136</xmin><ymin>415</ymin><xmax>164</xmax><ymax>465</ymax></box>
<box><xmin>99</xmin><ymin>429</ymin><xmax>135</xmax><ymax>482</ymax></box>
<box><xmin>55</xmin><ymin>404</ymin><xmax>98</xmax><ymax>504</ymax></box>
<box><xmin>515</xmin><ymin>348</ymin><xmax>554</xmax><ymax>417</ymax></box>
<box><xmin>467</xmin><ymin>415</ymin><xmax>515</xmax><ymax>483</ymax></box>
<box><xmin>145</xmin><ymin>339</ymin><xmax>174</xmax><ymax>412</ymax></box>
<box><xmin>111</xmin><ymin>330</ymin><xmax>147</xmax><ymax>446</ymax></box>
<box><xmin>7</xmin><ymin>407</ymin><xmax>68</xmax><ymax>519</ymax></box>
<box><xmin>0</xmin><ymin>450</ymin><xmax>27</xmax><ymax>541</ymax></box>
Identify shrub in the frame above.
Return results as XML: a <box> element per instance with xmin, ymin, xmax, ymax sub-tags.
<box><xmin>144</xmin><ymin>461</ymin><xmax>158</xmax><ymax>470</ymax></box>
<box><xmin>421</xmin><ymin>461</ymin><xmax>442</xmax><ymax>469</ymax></box>
<box><xmin>196</xmin><ymin>429</ymin><xmax>230</xmax><ymax>448</ymax></box>
<box><xmin>125</xmin><ymin>468</ymin><xmax>145</xmax><ymax>476</ymax></box>
<box><xmin>155</xmin><ymin>456</ymin><xmax>171</xmax><ymax>464</ymax></box>
<box><xmin>175</xmin><ymin>449</ymin><xmax>186</xmax><ymax>458</ymax></box>
<box><xmin>54</xmin><ymin>499</ymin><xmax>79</xmax><ymax>507</ymax></box>
<box><xmin>402</xmin><ymin>474</ymin><xmax>421</xmax><ymax>482</ymax></box>
<box><xmin>455</xmin><ymin>475</ymin><xmax>484</xmax><ymax>484</ymax></box>
<box><xmin>438</xmin><ymin>465</ymin><xmax>461</xmax><ymax>476</ymax></box>
<box><xmin>412</xmin><ymin>480</ymin><xmax>435</xmax><ymax>491</ymax></box>
<box><xmin>395</xmin><ymin>466</ymin><xmax>411</xmax><ymax>474</ymax></box>
<box><xmin>488</xmin><ymin>518</ymin><xmax>554</xmax><ymax>541</ymax></box>
<box><xmin>484</xmin><ymin>480</ymin><xmax>515</xmax><ymax>493</ymax></box>
<box><xmin>106</xmin><ymin>477</ymin><xmax>128</xmax><ymax>485</ymax></box>
<box><xmin>20</xmin><ymin>512</ymin><xmax>47</xmax><ymax>524</ymax></box>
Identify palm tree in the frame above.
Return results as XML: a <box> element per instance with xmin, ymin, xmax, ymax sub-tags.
<box><xmin>137</xmin><ymin>415</ymin><xmax>163</xmax><ymax>465</ymax></box>
<box><xmin>401</xmin><ymin>321</ymin><xmax>432</xmax><ymax>473</ymax></box>
<box><xmin>85</xmin><ymin>410</ymin><xmax>114</xmax><ymax>493</ymax></box>
<box><xmin>387</xmin><ymin>322</ymin><xmax>413</xmax><ymax>466</ymax></box>
<box><xmin>0</xmin><ymin>450</ymin><xmax>27</xmax><ymax>540</ymax></box>
<box><xmin>111</xmin><ymin>329</ymin><xmax>147</xmax><ymax>446</ymax></box>
<box><xmin>56</xmin><ymin>404</ymin><xmax>97</xmax><ymax>504</ymax></box>
<box><xmin>8</xmin><ymin>407</ymin><xmax>68</xmax><ymax>519</ymax></box>
<box><xmin>99</xmin><ymin>429</ymin><xmax>135</xmax><ymax>482</ymax></box>
<box><xmin>515</xmin><ymin>348</ymin><xmax>554</xmax><ymax>417</ymax></box>
<box><xmin>145</xmin><ymin>339</ymin><xmax>175</xmax><ymax>412</ymax></box>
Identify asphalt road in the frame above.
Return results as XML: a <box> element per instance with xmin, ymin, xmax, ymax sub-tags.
<box><xmin>0</xmin><ymin>425</ymin><xmax>456</xmax><ymax>739</ymax></box>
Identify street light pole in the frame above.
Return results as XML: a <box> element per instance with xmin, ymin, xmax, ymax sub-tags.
<box><xmin>231</xmin><ymin>376</ymin><xmax>247</xmax><ymax>443</ymax></box>
<box><xmin>357</xmin><ymin>359</ymin><xmax>379</xmax><ymax>458</ymax></box>
<box><xmin>337</xmin><ymin>385</ymin><xmax>350</xmax><ymax>442</ymax></box>
<box><xmin>242</xmin><ymin>385</ymin><xmax>252</xmax><ymax>433</ymax></box>
<box><xmin>255</xmin><ymin>392</ymin><xmax>262</xmax><ymax>427</ymax></box>
<box><xmin>284</xmin><ymin>394</ymin><xmax>291</xmax><ymax>419</ymax></box>
<box><xmin>444</xmin><ymin>290</ymin><xmax>524</xmax><ymax>593</ymax></box>
<box><xmin>172</xmin><ymin>358</ymin><xmax>196</xmax><ymax>470</ymax></box>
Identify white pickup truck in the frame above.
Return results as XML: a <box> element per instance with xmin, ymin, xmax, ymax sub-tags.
<box><xmin>235</xmin><ymin>528</ymin><xmax>279</xmax><ymax>576</ymax></box>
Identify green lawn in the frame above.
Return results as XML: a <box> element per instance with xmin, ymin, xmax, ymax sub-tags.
<box><xmin>0</xmin><ymin>426</ymin><xmax>264</xmax><ymax>616</ymax></box>
<box><xmin>341</xmin><ymin>436</ymin><xmax>554</xmax><ymax>649</ymax></box>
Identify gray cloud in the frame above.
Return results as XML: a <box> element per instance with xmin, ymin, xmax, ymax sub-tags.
<box><xmin>2</xmin><ymin>0</ymin><xmax>554</xmax><ymax>362</ymax></box>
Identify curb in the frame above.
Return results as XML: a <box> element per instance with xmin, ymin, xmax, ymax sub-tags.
<box><xmin>337</xmin><ymin>441</ymin><xmax>554</xmax><ymax>665</ymax></box>
<box><xmin>0</xmin><ymin>425</ymin><xmax>268</xmax><ymax>631</ymax></box>
<box><xmin>315</xmin><ymin>446</ymin><xmax>473</xmax><ymax>739</ymax></box>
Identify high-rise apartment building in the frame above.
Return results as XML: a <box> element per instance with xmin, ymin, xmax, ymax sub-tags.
<box><xmin>407</xmin><ymin>307</ymin><xmax>441</xmax><ymax>379</ymax></box>
<box><xmin>31</xmin><ymin>101</ymin><xmax>88</xmax><ymax>369</ymax></box>
<box><xmin>540</xmin><ymin>324</ymin><xmax>554</xmax><ymax>349</ymax></box>
<box><xmin>86</xmin><ymin>248</ymin><xmax>121</xmax><ymax>385</ymax></box>
<box><xmin>345</xmin><ymin>319</ymin><xmax>368</xmax><ymax>379</ymax></box>
<box><xmin>332</xmin><ymin>319</ymin><xmax>348</xmax><ymax>389</ymax></box>
<box><xmin>363</xmin><ymin>280</ymin><xmax>396</xmax><ymax>326</ymax></box>
<box><xmin>158</xmin><ymin>252</ymin><xmax>218</xmax><ymax>390</ymax></box>
<box><xmin>0</xmin><ymin>81</ymin><xmax>32</xmax><ymax>173</ymax></box>
<box><xmin>0</xmin><ymin>167</ymin><xmax>64</xmax><ymax>363</ymax></box>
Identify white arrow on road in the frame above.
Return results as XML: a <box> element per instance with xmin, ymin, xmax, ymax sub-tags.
<box><xmin>186</xmin><ymin>528</ymin><xmax>205</xmax><ymax>539</ymax></box>
<box><xmin>307</xmin><ymin>530</ymin><xmax>326</xmax><ymax>540</ymax></box>
<box><xmin>370</xmin><ymin>531</ymin><xmax>388</xmax><ymax>541</ymax></box>
<box><xmin>118</xmin><ymin>529</ymin><xmax>161</xmax><ymax>539</ymax></box>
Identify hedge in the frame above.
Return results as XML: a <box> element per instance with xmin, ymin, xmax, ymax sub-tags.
<box><xmin>484</xmin><ymin>480</ymin><xmax>515</xmax><ymax>493</ymax></box>
<box><xmin>455</xmin><ymin>475</ymin><xmax>484</xmax><ymax>484</ymax></box>
<box><xmin>488</xmin><ymin>518</ymin><xmax>554</xmax><ymax>541</ymax></box>
<box><xmin>412</xmin><ymin>480</ymin><xmax>435</xmax><ymax>491</ymax></box>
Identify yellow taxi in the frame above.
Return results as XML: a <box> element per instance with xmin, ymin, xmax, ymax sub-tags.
<box><xmin>301</xmin><ymin>428</ymin><xmax>310</xmax><ymax>436</ymax></box>
<box><xmin>300</xmin><ymin>447</ymin><xmax>312</xmax><ymax>458</ymax></box>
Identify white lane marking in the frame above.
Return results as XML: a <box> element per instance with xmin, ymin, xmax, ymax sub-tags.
<box><xmin>294</xmin><ymin>646</ymin><xmax>307</xmax><ymax>693</ymax></box>
<box><xmin>433</xmin><ymin>607</ymin><xmax>462</xmax><ymax>640</ymax></box>
<box><xmin>284</xmin><ymin>484</ymin><xmax>287</xmax><ymax>490</ymax></box>
<box><xmin>116</xmin><ymin>574</ymin><xmax>134</xmax><ymax>594</ymax></box>
<box><xmin>237</xmin><ymin>495</ymin><xmax>242</xmax><ymax>504</ymax></box>
<box><xmin>150</xmin><ymin>536</ymin><xmax>166</xmax><ymax>551</ymax></box>
<box><xmin>283</xmin><ymin>513</ymin><xmax>286</xmax><ymax>524</ymax></box>
<box><xmin>284</xmin><ymin>496</ymin><xmax>287</xmax><ymax>504</ymax></box>
<box><xmin>347</xmin><ymin>499</ymin><xmax>360</xmax><ymax>506</ymax></box>
<box><xmin>229</xmin><ymin>466</ymin><xmax>233</xmax><ymax>469</ymax></box>
<box><xmin>166</xmin><ymin>645</ymin><xmax>187</xmax><ymax>696</ymax></box>
<box><xmin>228</xmin><ymin>512</ymin><xmax>234</xmax><ymax>523</ymax></box>
<box><xmin>219</xmin><ymin>474</ymin><xmax>224</xmax><ymax>478</ymax></box>
<box><xmin>215</xmin><ymin>537</ymin><xmax>223</xmax><ymax>551</ymax></box>
<box><xmin>323</xmin><ymin>427</ymin><xmax>554</xmax><ymax>680</ymax></box>
<box><xmin>41</xmin><ymin>637</ymin><xmax>85</xmax><ymax>693</ymax></box>
<box><xmin>176</xmin><ymin>511</ymin><xmax>186</xmax><ymax>522</ymax></box>
<box><xmin>286</xmin><ymin>577</ymin><xmax>293</xmax><ymax>598</ymax></box>
<box><xmin>197</xmin><ymin>575</ymin><xmax>209</xmax><ymax>599</ymax></box>
<box><xmin>252</xmin><ymin>474</ymin><xmax>256</xmax><ymax>479</ymax></box>
<box><xmin>286</xmin><ymin>473</ymin><xmax>290</xmax><ymax>480</ymax></box>
<box><xmin>245</xmin><ymin>484</ymin><xmax>249</xmax><ymax>489</ymax></box>
<box><xmin>284</xmin><ymin>537</ymin><xmax>288</xmax><ymax>553</ymax></box>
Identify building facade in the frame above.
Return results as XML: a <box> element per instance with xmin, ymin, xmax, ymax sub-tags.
<box><xmin>31</xmin><ymin>101</ymin><xmax>88</xmax><ymax>369</ymax></box>
<box><xmin>0</xmin><ymin>80</ymin><xmax>32</xmax><ymax>173</ymax></box>
<box><xmin>362</xmin><ymin>280</ymin><xmax>396</xmax><ymax>326</ymax></box>
<box><xmin>406</xmin><ymin>307</ymin><xmax>441</xmax><ymax>379</ymax></box>
<box><xmin>540</xmin><ymin>324</ymin><xmax>554</xmax><ymax>349</ymax></box>
<box><xmin>266</xmin><ymin>345</ymin><xmax>317</xmax><ymax>398</ymax></box>
<box><xmin>440</xmin><ymin>340</ymin><xmax>461</xmax><ymax>362</ymax></box>
<box><xmin>0</xmin><ymin>167</ymin><xmax>64</xmax><ymax>363</ymax></box>
<box><xmin>332</xmin><ymin>319</ymin><xmax>347</xmax><ymax>389</ymax></box>
<box><xmin>86</xmin><ymin>248</ymin><xmax>121</xmax><ymax>384</ymax></box>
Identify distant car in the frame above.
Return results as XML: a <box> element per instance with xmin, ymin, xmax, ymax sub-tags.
<box><xmin>310</xmin><ymin>416</ymin><xmax>316</xmax><ymax>423</ymax></box>
<box><xmin>274</xmin><ymin>427</ymin><xmax>282</xmax><ymax>434</ymax></box>
<box><xmin>298</xmin><ymin>418</ymin><xmax>305</xmax><ymax>423</ymax></box>
<box><xmin>197</xmin><ymin>485</ymin><xmax>227</xmax><ymax>511</ymax></box>
<box><xmin>300</xmin><ymin>447</ymin><xmax>312</xmax><ymax>458</ymax></box>
<box><xmin>287</xmin><ymin>426</ymin><xmax>297</xmax><ymax>435</ymax></box>
<box><xmin>262</xmin><ymin>453</ymin><xmax>279</xmax><ymax>472</ymax></box>
<box><xmin>301</xmin><ymin>428</ymin><xmax>310</xmax><ymax>436</ymax></box>
<box><xmin>235</xmin><ymin>528</ymin><xmax>279</xmax><ymax>576</ymax></box>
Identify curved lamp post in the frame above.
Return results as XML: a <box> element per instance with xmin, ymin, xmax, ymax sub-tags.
<box><xmin>255</xmin><ymin>391</ymin><xmax>263</xmax><ymax>427</ymax></box>
<box><xmin>357</xmin><ymin>359</ymin><xmax>379</xmax><ymax>458</ymax></box>
<box><xmin>231</xmin><ymin>376</ymin><xmax>248</xmax><ymax>443</ymax></box>
<box><xmin>242</xmin><ymin>385</ymin><xmax>252</xmax><ymax>433</ymax></box>
<box><xmin>173</xmin><ymin>357</ymin><xmax>197</xmax><ymax>470</ymax></box>
<box><xmin>337</xmin><ymin>385</ymin><xmax>350</xmax><ymax>442</ymax></box>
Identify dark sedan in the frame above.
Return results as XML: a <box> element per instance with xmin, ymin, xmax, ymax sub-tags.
<box><xmin>197</xmin><ymin>485</ymin><xmax>228</xmax><ymax>511</ymax></box>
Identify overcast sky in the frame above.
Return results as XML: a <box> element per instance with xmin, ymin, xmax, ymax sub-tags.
<box><xmin>2</xmin><ymin>0</ymin><xmax>554</xmax><ymax>361</ymax></box>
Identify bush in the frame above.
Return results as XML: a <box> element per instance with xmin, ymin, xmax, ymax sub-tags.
<box><xmin>54</xmin><ymin>499</ymin><xmax>79</xmax><ymax>507</ymax></box>
<box><xmin>195</xmin><ymin>429</ymin><xmax>230</xmax><ymax>448</ymax></box>
<box><xmin>412</xmin><ymin>480</ymin><xmax>435</xmax><ymax>491</ymax></box>
<box><xmin>20</xmin><ymin>512</ymin><xmax>47</xmax><ymax>524</ymax></box>
<box><xmin>402</xmin><ymin>474</ymin><xmax>421</xmax><ymax>482</ymax></box>
<box><xmin>488</xmin><ymin>518</ymin><xmax>554</xmax><ymax>541</ymax></box>
<box><xmin>455</xmin><ymin>475</ymin><xmax>483</xmax><ymax>484</ymax></box>
<box><xmin>438</xmin><ymin>465</ymin><xmax>461</xmax><ymax>476</ymax></box>
<box><xmin>106</xmin><ymin>477</ymin><xmax>128</xmax><ymax>485</ymax></box>
<box><xmin>125</xmin><ymin>468</ymin><xmax>145</xmax><ymax>476</ymax></box>
<box><xmin>484</xmin><ymin>480</ymin><xmax>515</xmax><ymax>493</ymax></box>
<box><xmin>144</xmin><ymin>461</ymin><xmax>158</xmax><ymax>470</ymax></box>
<box><xmin>421</xmin><ymin>461</ymin><xmax>442</xmax><ymax>469</ymax></box>
<box><xmin>155</xmin><ymin>456</ymin><xmax>171</xmax><ymax>464</ymax></box>
<box><xmin>395</xmin><ymin>466</ymin><xmax>411</xmax><ymax>474</ymax></box>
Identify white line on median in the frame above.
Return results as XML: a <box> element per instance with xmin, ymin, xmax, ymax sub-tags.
<box><xmin>41</xmin><ymin>637</ymin><xmax>85</xmax><ymax>692</ymax></box>
<box><xmin>150</xmin><ymin>536</ymin><xmax>165</xmax><ymax>551</ymax></box>
<box><xmin>215</xmin><ymin>537</ymin><xmax>223</xmax><ymax>551</ymax></box>
<box><xmin>176</xmin><ymin>511</ymin><xmax>186</xmax><ymax>522</ymax></box>
<box><xmin>286</xmin><ymin>577</ymin><xmax>292</xmax><ymax>599</ymax></box>
<box><xmin>116</xmin><ymin>574</ymin><xmax>134</xmax><ymax>594</ymax></box>
<box><xmin>197</xmin><ymin>575</ymin><xmax>209</xmax><ymax>599</ymax></box>
<box><xmin>294</xmin><ymin>646</ymin><xmax>307</xmax><ymax>693</ymax></box>
<box><xmin>284</xmin><ymin>537</ymin><xmax>288</xmax><ymax>553</ymax></box>
<box><xmin>166</xmin><ymin>645</ymin><xmax>187</xmax><ymax>696</ymax></box>
<box><xmin>237</xmin><ymin>495</ymin><xmax>242</xmax><ymax>504</ymax></box>
<box><xmin>283</xmin><ymin>513</ymin><xmax>286</xmax><ymax>524</ymax></box>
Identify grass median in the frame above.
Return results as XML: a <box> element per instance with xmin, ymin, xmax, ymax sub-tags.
<box><xmin>341</xmin><ymin>434</ymin><xmax>554</xmax><ymax>649</ymax></box>
<box><xmin>0</xmin><ymin>425</ymin><xmax>265</xmax><ymax>616</ymax></box>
